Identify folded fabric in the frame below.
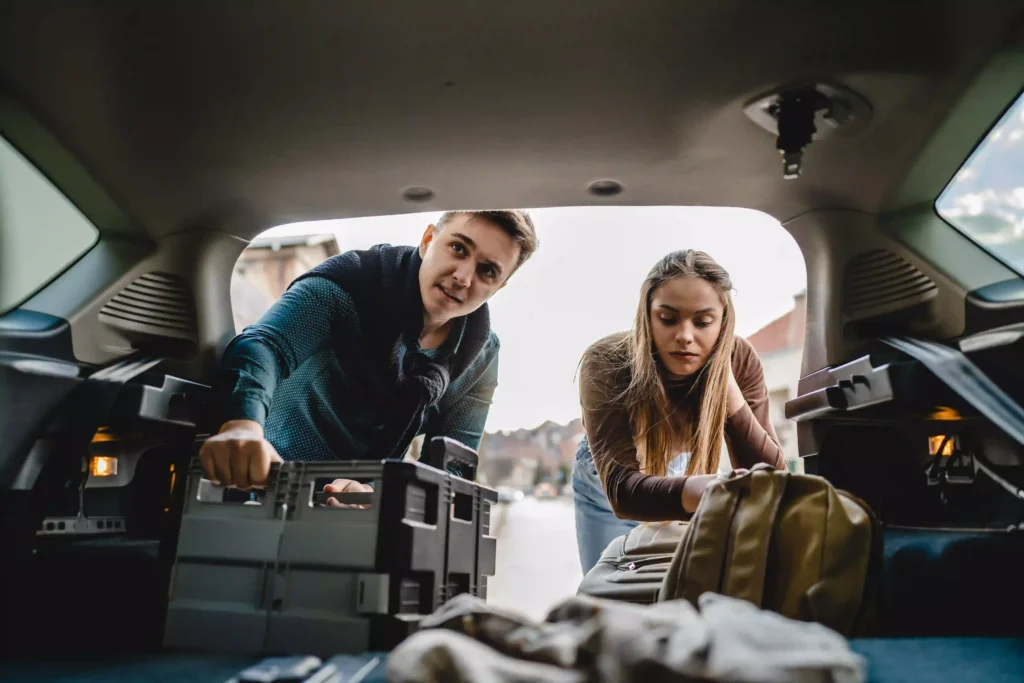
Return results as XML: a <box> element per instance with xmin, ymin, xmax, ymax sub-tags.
<box><xmin>698</xmin><ymin>592</ymin><xmax>866</xmax><ymax>683</ymax></box>
<box><xmin>387</xmin><ymin>592</ymin><xmax>866</xmax><ymax>683</ymax></box>
<box><xmin>387</xmin><ymin>629</ymin><xmax>585</xmax><ymax>683</ymax></box>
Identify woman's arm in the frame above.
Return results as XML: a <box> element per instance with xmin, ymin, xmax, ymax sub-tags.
<box><xmin>723</xmin><ymin>337</ymin><xmax>787</xmax><ymax>470</ymax></box>
<box><xmin>579</xmin><ymin>346</ymin><xmax>693</xmax><ymax>521</ymax></box>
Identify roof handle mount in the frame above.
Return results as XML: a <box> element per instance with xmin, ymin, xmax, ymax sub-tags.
<box><xmin>743</xmin><ymin>81</ymin><xmax>873</xmax><ymax>180</ymax></box>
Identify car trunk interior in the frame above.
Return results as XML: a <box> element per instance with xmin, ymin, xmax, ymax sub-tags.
<box><xmin>1</xmin><ymin>2</ymin><xmax>1024</xmax><ymax>680</ymax></box>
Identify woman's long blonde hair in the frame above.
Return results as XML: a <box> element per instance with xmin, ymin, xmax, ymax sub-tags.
<box><xmin>616</xmin><ymin>250</ymin><xmax>736</xmax><ymax>477</ymax></box>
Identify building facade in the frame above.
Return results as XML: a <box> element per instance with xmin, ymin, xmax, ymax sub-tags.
<box><xmin>230</xmin><ymin>232</ymin><xmax>341</xmax><ymax>332</ymax></box>
<box><xmin>744</xmin><ymin>291</ymin><xmax>806</xmax><ymax>471</ymax></box>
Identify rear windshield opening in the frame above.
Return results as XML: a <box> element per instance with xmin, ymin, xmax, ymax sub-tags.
<box><xmin>231</xmin><ymin>206</ymin><xmax>807</xmax><ymax>619</ymax></box>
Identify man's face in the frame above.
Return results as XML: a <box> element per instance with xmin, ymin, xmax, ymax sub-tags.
<box><xmin>418</xmin><ymin>215</ymin><xmax>521</xmax><ymax>324</ymax></box>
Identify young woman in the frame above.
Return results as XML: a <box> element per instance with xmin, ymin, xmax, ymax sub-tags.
<box><xmin>573</xmin><ymin>249</ymin><xmax>786</xmax><ymax>574</ymax></box>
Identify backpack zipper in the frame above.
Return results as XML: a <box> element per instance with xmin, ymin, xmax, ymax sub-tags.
<box><xmin>594</xmin><ymin>527</ymin><xmax>634</xmax><ymax>568</ymax></box>
<box><xmin>617</xmin><ymin>555</ymin><xmax>673</xmax><ymax>571</ymax></box>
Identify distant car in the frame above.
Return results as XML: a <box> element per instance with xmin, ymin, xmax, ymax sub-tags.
<box><xmin>533</xmin><ymin>482</ymin><xmax>558</xmax><ymax>499</ymax></box>
<box><xmin>496</xmin><ymin>486</ymin><xmax>525</xmax><ymax>504</ymax></box>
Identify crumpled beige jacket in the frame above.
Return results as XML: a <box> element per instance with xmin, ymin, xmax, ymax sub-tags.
<box><xmin>387</xmin><ymin>591</ymin><xmax>866</xmax><ymax>683</ymax></box>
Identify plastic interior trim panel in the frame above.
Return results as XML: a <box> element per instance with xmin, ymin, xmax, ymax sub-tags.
<box><xmin>964</xmin><ymin>279</ymin><xmax>1024</xmax><ymax>332</ymax></box>
<box><xmin>883</xmin><ymin>205</ymin><xmax>1015</xmax><ymax>329</ymax></box>
<box><xmin>878</xmin><ymin>52</ymin><xmax>1024</xmax><ymax>335</ymax></box>
<box><xmin>0</xmin><ymin>352</ymin><xmax>83</xmax><ymax>488</ymax></box>
<box><xmin>791</xmin><ymin>47</ymin><xmax>1024</xmax><ymax>380</ymax></box>
<box><xmin>0</xmin><ymin>309</ymin><xmax>75</xmax><ymax>361</ymax></box>
<box><xmin>0</xmin><ymin>96</ymin><xmax>139</xmax><ymax>237</ymax></box>
<box><xmin>786</xmin><ymin>344</ymin><xmax>1023</xmax><ymax>425</ymax></box>
<box><xmin>785</xmin><ymin>209</ymin><xmax>967</xmax><ymax>374</ymax></box>
<box><xmin>20</xmin><ymin>236</ymin><xmax>156</xmax><ymax>362</ymax></box>
<box><xmin>882</xmin><ymin>49</ymin><xmax>1024</xmax><ymax>215</ymax></box>
<box><xmin>883</xmin><ymin>337</ymin><xmax>1024</xmax><ymax>453</ymax></box>
<box><xmin>785</xmin><ymin>353</ymin><xmax>925</xmax><ymax>423</ymax></box>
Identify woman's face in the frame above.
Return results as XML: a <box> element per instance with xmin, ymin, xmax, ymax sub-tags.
<box><xmin>649</xmin><ymin>275</ymin><xmax>725</xmax><ymax>378</ymax></box>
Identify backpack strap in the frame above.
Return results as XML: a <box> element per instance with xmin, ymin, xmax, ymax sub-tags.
<box><xmin>659</xmin><ymin>464</ymin><xmax>786</xmax><ymax>606</ymax></box>
<box><xmin>720</xmin><ymin>467</ymin><xmax>788</xmax><ymax>607</ymax></box>
<box><xmin>664</xmin><ymin>474</ymin><xmax>745</xmax><ymax>605</ymax></box>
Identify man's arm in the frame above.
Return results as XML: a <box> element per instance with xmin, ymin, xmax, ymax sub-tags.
<box><xmin>202</xmin><ymin>277</ymin><xmax>356</xmax><ymax>488</ymax></box>
<box><xmin>214</xmin><ymin>277</ymin><xmax>355</xmax><ymax>427</ymax></box>
<box><xmin>421</xmin><ymin>338</ymin><xmax>500</xmax><ymax>453</ymax></box>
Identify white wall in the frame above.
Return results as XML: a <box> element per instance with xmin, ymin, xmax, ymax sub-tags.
<box><xmin>757</xmin><ymin>347</ymin><xmax>803</xmax><ymax>471</ymax></box>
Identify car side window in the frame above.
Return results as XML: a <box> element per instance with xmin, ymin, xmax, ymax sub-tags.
<box><xmin>0</xmin><ymin>136</ymin><xmax>99</xmax><ymax>314</ymax></box>
<box><xmin>936</xmin><ymin>91</ymin><xmax>1024</xmax><ymax>275</ymax></box>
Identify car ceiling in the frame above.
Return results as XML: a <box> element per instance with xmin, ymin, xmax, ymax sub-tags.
<box><xmin>1</xmin><ymin>1</ymin><xmax>1022</xmax><ymax>241</ymax></box>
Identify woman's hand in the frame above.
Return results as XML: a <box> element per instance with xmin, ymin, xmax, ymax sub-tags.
<box><xmin>681</xmin><ymin>474</ymin><xmax>720</xmax><ymax>513</ymax></box>
<box><xmin>726</xmin><ymin>366</ymin><xmax>745</xmax><ymax>417</ymax></box>
<box><xmin>681</xmin><ymin>467</ymin><xmax>752</xmax><ymax>514</ymax></box>
<box><xmin>323</xmin><ymin>479</ymin><xmax>374</xmax><ymax>508</ymax></box>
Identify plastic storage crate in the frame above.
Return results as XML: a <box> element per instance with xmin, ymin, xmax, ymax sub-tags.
<box><xmin>445</xmin><ymin>476</ymin><xmax>498</xmax><ymax>602</ymax></box>
<box><xmin>163</xmin><ymin>454</ymin><xmax>496</xmax><ymax>657</ymax></box>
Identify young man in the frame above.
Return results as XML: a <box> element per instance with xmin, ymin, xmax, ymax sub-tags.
<box><xmin>201</xmin><ymin>210</ymin><xmax>537</xmax><ymax>497</ymax></box>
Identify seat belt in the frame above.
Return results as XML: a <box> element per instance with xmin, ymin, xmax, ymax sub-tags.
<box><xmin>882</xmin><ymin>337</ymin><xmax>1024</xmax><ymax>501</ymax></box>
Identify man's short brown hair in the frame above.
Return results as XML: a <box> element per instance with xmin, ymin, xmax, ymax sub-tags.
<box><xmin>436</xmin><ymin>210</ymin><xmax>538</xmax><ymax>271</ymax></box>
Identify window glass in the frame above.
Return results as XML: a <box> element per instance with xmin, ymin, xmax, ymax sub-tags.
<box><xmin>936</xmin><ymin>91</ymin><xmax>1024</xmax><ymax>274</ymax></box>
<box><xmin>0</xmin><ymin>136</ymin><xmax>99</xmax><ymax>314</ymax></box>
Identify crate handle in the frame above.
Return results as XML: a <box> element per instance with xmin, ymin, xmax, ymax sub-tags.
<box><xmin>195</xmin><ymin>478</ymin><xmax>266</xmax><ymax>505</ymax></box>
<box><xmin>312</xmin><ymin>491</ymin><xmax>374</xmax><ymax>509</ymax></box>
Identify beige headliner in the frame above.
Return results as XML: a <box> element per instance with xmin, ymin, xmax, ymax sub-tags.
<box><xmin>2</xmin><ymin>1</ymin><xmax>1023</xmax><ymax>240</ymax></box>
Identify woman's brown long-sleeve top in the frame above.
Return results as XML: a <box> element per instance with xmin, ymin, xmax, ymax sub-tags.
<box><xmin>579</xmin><ymin>333</ymin><xmax>786</xmax><ymax>521</ymax></box>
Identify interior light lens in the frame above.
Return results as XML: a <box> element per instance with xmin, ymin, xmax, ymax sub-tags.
<box><xmin>928</xmin><ymin>435</ymin><xmax>955</xmax><ymax>457</ymax></box>
<box><xmin>91</xmin><ymin>456</ymin><xmax>118</xmax><ymax>477</ymax></box>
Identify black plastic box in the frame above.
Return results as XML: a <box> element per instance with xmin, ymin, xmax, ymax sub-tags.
<box><xmin>163</xmin><ymin>456</ymin><xmax>497</xmax><ymax>657</ymax></box>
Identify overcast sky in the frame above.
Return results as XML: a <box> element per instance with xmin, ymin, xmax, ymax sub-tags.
<box><xmin>260</xmin><ymin>207</ymin><xmax>807</xmax><ymax>433</ymax></box>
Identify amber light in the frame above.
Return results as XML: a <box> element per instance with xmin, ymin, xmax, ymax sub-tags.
<box><xmin>165</xmin><ymin>463</ymin><xmax>177</xmax><ymax>513</ymax></box>
<box><xmin>91</xmin><ymin>456</ymin><xmax>118</xmax><ymax>477</ymax></box>
<box><xmin>91</xmin><ymin>427</ymin><xmax>116</xmax><ymax>443</ymax></box>
<box><xmin>929</xmin><ymin>435</ymin><xmax>955</xmax><ymax>457</ymax></box>
<box><xmin>929</xmin><ymin>407</ymin><xmax>962</xmax><ymax>421</ymax></box>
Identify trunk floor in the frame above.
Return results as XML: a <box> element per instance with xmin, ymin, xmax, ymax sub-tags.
<box><xmin>2</xmin><ymin>639</ymin><xmax>1023</xmax><ymax>682</ymax></box>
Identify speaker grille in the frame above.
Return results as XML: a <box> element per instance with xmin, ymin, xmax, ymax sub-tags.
<box><xmin>99</xmin><ymin>272</ymin><xmax>197</xmax><ymax>340</ymax></box>
<box><xmin>843</xmin><ymin>249</ymin><xmax>938</xmax><ymax>317</ymax></box>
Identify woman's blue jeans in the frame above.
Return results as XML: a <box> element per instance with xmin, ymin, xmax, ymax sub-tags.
<box><xmin>572</xmin><ymin>437</ymin><xmax>638</xmax><ymax>575</ymax></box>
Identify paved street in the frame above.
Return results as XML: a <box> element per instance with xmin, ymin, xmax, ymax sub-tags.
<box><xmin>486</xmin><ymin>496</ymin><xmax>584</xmax><ymax>622</ymax></box>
